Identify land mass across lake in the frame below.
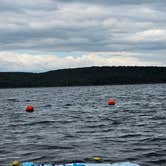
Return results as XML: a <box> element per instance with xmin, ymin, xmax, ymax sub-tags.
<box><xmin>0</xmin><ymin>66</ymin><xmax>166</xmax><ymax>88</ymax></box>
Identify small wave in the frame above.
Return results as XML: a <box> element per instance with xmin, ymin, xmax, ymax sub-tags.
<box><xmin>142</xmin><ymin>137</ymin><xmax>166</xmax><ymax>142</ymax></box>
<box><xmin>64</xmin><ymin>103</ymin><xmax>73</xmax><ymax>107</ymax></box>
<box><xmin>36</xmin><ymin>144</ymin><xmax>74</xmax><ymax>150</ymax></box>
<box><xmin>8</xmin><ymin>120</ymin><xmax>57</xmax><ymax>127</ymax></box>
<box><xmin>119</xmin><ymin>133</ymin><xmax>142</xmax><ymax>138</ymax></box>
<box><xmin>84</xmin><ymin>124</ymin><xmax>107</xmax><ymax>129</ymax></box>
<box><xmin>7</xmin><ymin>98</ymin><xmax>20</xmax><ymax>102</ymax></box>
<box><xmin>43</xmin><ymin>104</ymin><xmax>52</xmax><ymax>108</ymax></box>
<box><xmin>25</xmin><ymin>120</ymin><xmax>56</xmax><ymax>126</ymax></box>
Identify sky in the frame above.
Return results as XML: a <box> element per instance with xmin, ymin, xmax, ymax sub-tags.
<box><xmin>0</xmin><ymin>0</ymin><xmax>166</xmax><ymax>72</ymax></box>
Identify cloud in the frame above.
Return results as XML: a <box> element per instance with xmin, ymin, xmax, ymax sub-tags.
<box><xmin>0</xmin><ymin>0</ymin><xmax>166</xmax><ymax>52</ymax></box>
<box><xmin>127</xmin><ymin>29</ymin><xmax>166</xmax><ymax>42</ymax></box>
<box><xmin>0</xmin><ymin>0</ymin><xmax>166</xmax><ymax>70</ymax></box>
<box><xmin>0</xmin><ymin>51</ymin><xmax>163</xmax><ymax>72</ymax></box>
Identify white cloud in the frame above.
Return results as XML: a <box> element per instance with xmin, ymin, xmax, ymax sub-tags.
<box><xmin>0</xmin><ymin>51</ymin><xmax>163</xmax><ymax>72</ymax></box>
<box><xmin>127</xmin><ymin>29</ymin><xmax>166</xmax><ymax>42</ymax></box>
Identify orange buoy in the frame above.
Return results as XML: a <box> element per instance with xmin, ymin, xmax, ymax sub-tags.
<box><xmin>26</xmin><ymin>105</ymin><xmax>34</xmax><ymax>112</ymax></box>
<box><xmin>108</xmin><ymin>99</ymin><xmax>115</xmax><ymax>105</ymax></box>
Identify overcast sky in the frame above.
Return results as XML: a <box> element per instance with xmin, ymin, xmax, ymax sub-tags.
<box><xmin>0</xmin><ymin>0</ymin><xmax>166</xmax><ymax>72</ymax></box>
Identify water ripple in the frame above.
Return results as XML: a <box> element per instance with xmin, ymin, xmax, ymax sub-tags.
<box><xmin>0</xmin><ymin>84</ymin><xmax>166</xmax><ymax>166</ymax></box>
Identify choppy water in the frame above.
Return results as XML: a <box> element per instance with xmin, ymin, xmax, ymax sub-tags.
<box><xmin>0</xmin><ymin>84</ymin><xmax>166</xmax><ymax>166</ymax></box>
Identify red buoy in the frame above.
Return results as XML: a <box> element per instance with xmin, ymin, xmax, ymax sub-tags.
<box><xmin>26</xmin><ymin>105</ymin><xmax>34</xmax><ymax>112</ymax></box>
<box><xmin>108</xmin><ymin>99</ymin><xmax>115</xmax><ymax>105</ymax></box>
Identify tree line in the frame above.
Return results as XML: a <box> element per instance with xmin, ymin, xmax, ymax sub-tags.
<box><xmin>0</xmin><ymin>66</ymin><xmax>166</xmax><ymax>88</ymax></box>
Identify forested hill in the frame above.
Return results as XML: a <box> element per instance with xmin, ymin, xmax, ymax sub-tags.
<box><xmin>0</xmin><ymin>66</ymin><xmax>166</xmax><ymax>88</ymax></box>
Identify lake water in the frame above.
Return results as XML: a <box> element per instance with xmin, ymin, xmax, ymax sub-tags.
<box><xmin>0</xmin><ymin>84</ymin><xmax>166</xmax><ymax>166</ymax></box>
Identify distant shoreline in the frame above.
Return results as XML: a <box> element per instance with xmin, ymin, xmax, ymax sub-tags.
<box><xmin>0</xmin><ymin>66</ymin><xmax>166</xmax><ymax>88</ymax></box>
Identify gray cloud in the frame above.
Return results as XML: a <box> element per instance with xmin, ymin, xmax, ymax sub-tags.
<box><xmin>0</xmin><ymin>0</ymin><xmax>166</xmax><ymax>69</ymax></box>
<box><xmin>52</xmin><ymin>0</ymin><xmax>166</xmax><ymax>6</ymax></box>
